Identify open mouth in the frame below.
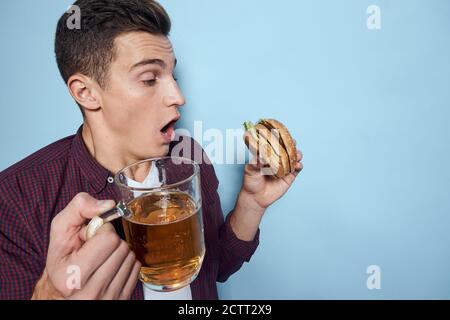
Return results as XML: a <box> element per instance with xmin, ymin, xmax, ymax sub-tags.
<box><xmin>160</xmin><ymin>116</ymin><xmax>180</xmax><ymax>143</ymax></box>
<box><xmin>160</xmin><ymin>119</ymin><xmax>176</xmax><ymax>134</ymax></box>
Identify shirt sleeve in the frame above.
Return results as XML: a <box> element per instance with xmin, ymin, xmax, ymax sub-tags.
<box><xmin>217</xmin><ymin>203</ymin><xmax>260</xmax><ymax>282</ymax></box>
<box><xmin>203</xmin><ymin>180</ymin><xmax>260</xmax><ymax>283</ymax></box>
<box><xmin>0</xmin><ymin>197</ymin><xmax>44</xmax><ymax>299</ymax></box>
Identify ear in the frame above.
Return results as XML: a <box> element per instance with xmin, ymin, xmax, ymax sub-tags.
<box><xmin>67</xmin><ymin>74</ymin><xmax>103</xmax><ymax>112</ymax></box>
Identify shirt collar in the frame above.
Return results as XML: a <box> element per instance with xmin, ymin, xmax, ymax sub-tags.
<box><xmin>70</xmin><ymin>125</ymin><xmax>112</xmax><ymax>194</ymax></box>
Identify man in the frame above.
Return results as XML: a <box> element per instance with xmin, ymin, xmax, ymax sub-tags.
<box><xmin>0</xmin><ymin>0</ymin><xmax>303</xmax><ymax>300</ymax></box>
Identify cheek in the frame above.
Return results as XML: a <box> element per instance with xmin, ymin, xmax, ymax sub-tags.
<box><xmin>103</xmin><ymin>85</ymin><xmax>160</xmax><ymax>132</ymax></box>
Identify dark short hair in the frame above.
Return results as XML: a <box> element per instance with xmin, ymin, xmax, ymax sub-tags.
<box><xmin>55</xmin><ymin>0</ymin><xmax>171</xmax><ymax>90</ymax></box>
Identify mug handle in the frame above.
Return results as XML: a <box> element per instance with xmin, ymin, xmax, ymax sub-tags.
<box><xmin>85</xmin><ymin>202</ymin><xmax>130</xmax><ymax>240</ymax></box>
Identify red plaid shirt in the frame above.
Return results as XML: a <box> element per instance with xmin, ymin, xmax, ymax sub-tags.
<box><xmin>0</xmin><ymin>125</ymin><xmax>260</xmax><ymax>299</ymax></box>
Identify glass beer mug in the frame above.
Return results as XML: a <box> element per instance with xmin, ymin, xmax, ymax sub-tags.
<box><xmin>86</xmin><ymin>157</ymin><xmax>205</xmax><ymax>292</ymax></box>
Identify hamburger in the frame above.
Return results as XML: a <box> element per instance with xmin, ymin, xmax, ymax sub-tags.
<box><xmin>243</xmin><ymin>118</ymin><xmax>297</xmax><ymax>178</ymax></box>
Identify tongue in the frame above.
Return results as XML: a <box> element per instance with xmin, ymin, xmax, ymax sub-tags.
<box><xmin>165</xmin><ymin>125</ymin><xmax>175</xmax><ymax>140</ymax></box>
<box><xmin>162</xmin><ymin>122</ymin><xmax>174</xmax><ymax>137</ymax></box>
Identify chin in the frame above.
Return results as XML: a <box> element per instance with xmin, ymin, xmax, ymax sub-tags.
<box><xmin>132</xmin><ymin>145</ymin><xmax>169</xmax><ymax>162</ymax></box>
<box><xmin>151</xmin><ymin>144</ymin><xmax>170</xmax><ymax>158</ymax></box>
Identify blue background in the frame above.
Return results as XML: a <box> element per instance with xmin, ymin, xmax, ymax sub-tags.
<box><xmin>1</xmin><ymin>0</ymin><xmax>450</xmax><ymax>299</ymax></box>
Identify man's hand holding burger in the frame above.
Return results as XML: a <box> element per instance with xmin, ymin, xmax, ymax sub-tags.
<box><xmin>230</xmin><ymin>119</ymin><xmax>303</xmax><ymax>241</ymax></box>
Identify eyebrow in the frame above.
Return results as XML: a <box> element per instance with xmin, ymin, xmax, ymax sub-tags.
<box><xmin>130</xmin><ymin>58</ymin><xmax>177</xmax><ymax>71</ymax></box>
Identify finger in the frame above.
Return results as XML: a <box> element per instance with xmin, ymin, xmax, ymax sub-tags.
<box><xmin>244</xmin><ymin>162</ymin><xmax>266</xmax><ymax>177</ymax></box>
<box><xmin>296</xmin><ymin>150</ymin><xmax>303</xmax><ymax>161</ymax></box>
<box><xmin>82</xmin><ymin>240</ymin><xmax>131</xmax><ymax>298</ymax></box>
<box><xmin>72</xmin><ymin>223</ymin><xmax>122</xmax><ymax>287</ymax></box>
<box><xmin>52</xmin><ymin>193</ymin><xmax>115</xmax><ymax>234</ymax></box>
<box><xmin>78</xmin><ymin>218</ymin><xmax>115</xmax><ymax>242</ymax></box>
<box><xmin>282</xmin><ymin>161</ymin><xmax>303</xmax><ymax>183</ymax></box>
<box><xmin>293</xmin><ymin>162</ymin><xmax>303</xmax><ymax>175</ymax></box>
<box><xmin>49</xmin><ymin>223</ymin><xmax>120</xmax><ymax>296</ymax></box>
<box><xmin>104</xmin><ymin>250</ymin><xmax>137</xmax><ymax>299</ymax></box>
<box><xmin>119</xmin><ymin>261</ymin><xmax>141</xmax><ymax>300</ymax></box>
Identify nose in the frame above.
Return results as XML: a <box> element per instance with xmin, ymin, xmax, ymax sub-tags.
<box><xmin>163</xmin><ymin>80</ymin><xmax>186</xmax><ymax>108</ymax></box>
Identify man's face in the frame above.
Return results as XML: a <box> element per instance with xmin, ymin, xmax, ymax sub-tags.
<box><xmin>97</xmin><ymin>31</ymin><xmax>185</xmax><ymax>160</ymax></box>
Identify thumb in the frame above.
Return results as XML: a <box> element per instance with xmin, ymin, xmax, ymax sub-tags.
<box><xmin>52</xmin><ymin>193</ymin><xmax>115</xmax><ymax>234</ymax></box>
<box><xmin>245</xmin><ymin>162</ymin><xmax>263</xmax><ymax>177</ymax></box>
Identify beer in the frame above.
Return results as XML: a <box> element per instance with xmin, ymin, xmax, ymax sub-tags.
<box><xmin>122</xmin><ymin>191</ymin><xmax>205</xmax><ymax>291</ymax></box>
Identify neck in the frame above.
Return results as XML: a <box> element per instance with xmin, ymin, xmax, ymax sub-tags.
<box><xmin>81</xmin><ymin>121</ymin><xmax>138</xmax><ymax>175</ymax></box>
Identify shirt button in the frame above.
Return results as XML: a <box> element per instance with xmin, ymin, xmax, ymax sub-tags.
<box><xmin>107</xmin><ymin>177</ymin><xmax>114</xmax><ymax>184</ymax></box>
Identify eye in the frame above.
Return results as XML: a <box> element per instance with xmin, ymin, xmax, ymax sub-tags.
<box><xmin>143</xmin><ymin>79</ymin><xmax>156</xmax><ymax>86</ymax></box>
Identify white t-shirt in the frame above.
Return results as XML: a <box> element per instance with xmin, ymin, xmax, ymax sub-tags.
<box><xmin>126</xmin><ymin>162</ymin><xmax>193</xmax><ymax>300</ymax></box>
